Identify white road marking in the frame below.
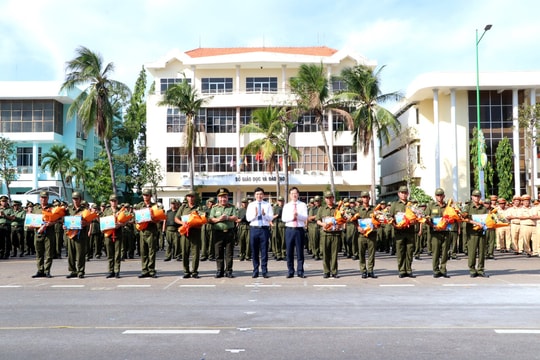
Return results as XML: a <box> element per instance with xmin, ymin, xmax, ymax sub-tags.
<box><xmin>123</xmin><ymin>329</ymin><xmax>220</xmax><ymax>334</ymax></box>
<box><xmin>245</xmin><ymin>284</ymin><xmax>282</xmax><ymax>288</ymax></box>
<box><xmin>179</xmin><ymin>284</ymin><xmax>216</xmax><ymax>288</ymax></box>
<box><xmin>442</xmin><ymin>284</ymin><xmax>478</xmax><ymax>287</ymax></box>
<box><xmin>495</xmin><ymin>329</ymin><xmax>540</xmax><ymax>334</ymax></box>
<box><xmin>225</xmin><ymin>349</ymin><xmax>245</xmax><ymax>353</ymax></box>
<box><xmin>0</xmin><ymin>285</ymin><xmax>22</xmax><ymax>288</ymax></box>
<box><xmin>313</xmin><ymin>284</ymin><xmax>347</xmax><ymax>288</ymax></box>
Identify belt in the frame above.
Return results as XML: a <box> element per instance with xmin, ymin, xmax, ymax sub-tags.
<box><xmin>251</xmin><ymin>226</ymin><xmax>269</xmax><ymax>229</ymax></box>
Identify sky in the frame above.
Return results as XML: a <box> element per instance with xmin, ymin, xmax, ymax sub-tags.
<box><xmin>1</xmin><ymin>0</ymin><xmax>540</xmax><ymax>101</ymax></box>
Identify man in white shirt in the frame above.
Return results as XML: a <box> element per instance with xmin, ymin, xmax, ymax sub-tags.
<box><xmin>281</xmin><ymin>187</ymin><xmax>309</xmax><ymax>278</ymax></box>
<box><xmin>246</xmin><ymin>187</ymin><xmax>274</xmax><ymax>278</ymax></box>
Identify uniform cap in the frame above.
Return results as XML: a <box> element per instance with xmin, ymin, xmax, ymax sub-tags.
<box><xmin>435</xmin><ymin>188</ymin><xmax>444</xmax><ymax>196</ymax></box>
<box><xmin>207</xmin><ymin>197</ymin><xmax>216</xmax><ymax>204</ymax></box>
<box><xmin>185</xmin><ymin>190</ymin><xmax>196</xmax><ymax>197</ymax></box>
<box><xmin>490</xmin><ymin>195</ymin><xmax>498</xmax><ymax>201</ymax></box>
<box><xmin>360</xmin><ymin>191</ymin><xmax>370</xmax><ymax>197</ymax></box>
<box><xmin>13</xmin><ymin>200</ymin><xmax>22</xmax><ymax>205</ymax></box>
<box><xmin>40</xmin><ymin>191</ymin><xmax>49</xmax><ymax>197</ymax></box>
<box><xmin>314</xmin><ymin>196</ymin><xmax>321</xmax><ymax>201</ymax></box>
<box><xmin>142</xmin><ymin>188</ymin><xmax>152</xmax><ymax>196</ymax></box>
<box><xmin>109</xmin><ymin>194</ymin><xmax>118</xmax><ymax>201</ymax></box>
<box><xmin>0</xmin><ymin>195</ymin><xmax>8</xmax><ymax>201</ymax></box>
<box><xmin>72</xmin><ymin>191</ymin><xmax>81</xmax><ymax>199</ymax></box>
<box><xmin>512</xmin><ymin>195</ymin><xmax>521</xmax><ymax>201</ymax></box>
<box><xmin>277</xmin><ymin>196</ymin><xmax>284</xmax><ymax>201</ymax></box>
<box><xmin>498</xmin><ymin>198</ymin><xmax>507</xmax><ymax>204</ymax></box>
<box><xmin>521</xmin><ymin>194</ymin><xmax>531</xmax><ymax>200</ymax></box>
<box><xmin>241</xmin><ymin>197</ymin><xmax>248</xmax><ymax>203</ymax></box>
<box><xmin>471</xmin><ymin>189</ymin><xmax>481</xmax><ymax>197</ymax></box>
<box><xmin>324</xmin><ymin>191</ymin><xmax>334</xmax><ymax>198</ymax></box>
<box><xmin>217</xmin><ymin>188</ymin><xmax>229</xmax><ymax>196</ymax></box>
<box><xmin>348</xmin><ymin>198</ymin><xmax>356</xmax><ymax>203</ymax></box>
<box><xmin>398</xmin><ymin>186</ymin><xmax>409</xmax><ymax>193</ymax></box>
<box><xmin>342</xmin><ymin>198</ymin><xmax>349</xmax><ymax>203</ymax></box>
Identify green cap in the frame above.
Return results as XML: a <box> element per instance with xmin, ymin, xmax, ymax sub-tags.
<box><xmin>471</xmin><ymin>189</ymin><xmax>481</xmax><ymax>196</ymax></box>
<box><xmin>398</xmin><ymin>186</ymin><xmax>409</xmax><ymax>193</ymax></box>
<box><xmin>324</xmin><ymin>191</ymin><xmax>334</xmax><ymax>198</ymax></box>
<box><xmin>142</xmin><ymin>189</ymin><xmax>152</xmax><ymax>196</ymax></box>
<box><xmin>435</xmin><ymin>188</ymin><xmax>444</xmax><ymax>196</ymax></box>
<box><xmin>361</xmin><ymin>191</ymin><xmax>370</xmax><ymax>197</ymax></box>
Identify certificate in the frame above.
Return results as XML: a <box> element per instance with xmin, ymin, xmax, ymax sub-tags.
<box><xmin>358</xmin><ymin>218</ymin><xmax>374</xmax><ymax>230</ymax></box>
<box><xmin>135</xmin><ymin>208</ymin><xmax>152</xmax><ymax>223</ymax></box>
<box><xmin>24</xmin><ymin>213</ymin><xmax>43</xmax><ymax>228</ymax></box>
<box><xmin>100</xmin><ymin>215</ymin><xmax>116</xmax><ymax>231</ymax></box>
<box><xmin>64</xmin><ymin>216</ymin><xmax>82</xmax><ymax>230</ymax></box>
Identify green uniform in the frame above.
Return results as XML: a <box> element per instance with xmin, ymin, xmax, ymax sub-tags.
<box><xmin>425</xmin><ymin>201</ymin><xmax>450</xmax><ymax>276</ymax></box>
<box><xmin>317</xmin><ymin>203</ymin><xmax>340</xmax><ymax>277</ymax></box>
<box><xmin>134</xmin><ymin>202</ymin><xmax>160</xmax><ymax>277</ymax></box>
<box><xmin>65</xmin><ymin>204</ymin><xmax>88</xmax><ymax>277</ymax></box>
<box><xmin>307</xmin><ymin>204</ymin><xmax>321</xmax><ymax>259</ymax></box>
<box><xmin>32</xmin><ymin>203</ymin><xmax>56</xmax><ymax>276</ymax></box>
<box><xmin>10</xmin><ymin>207</ymin><xmax>25</xmax><ymax>257</ymax></box>
<box><xmin>209</xmin><ymin>203</ymin><xmax>237</xmax><ymax>277</ymax></box>
<box><xmin>236</xmin><ymin>206</ymin><xmax>251</xmax><ymax>260</ymax></box>
<box><xmin>389</xmin><ymin>199</ymin><xmax>416</xmax><ymax>276</ymax></box>
<box><xmin>0</xmin><ymin>206</ymin><xmax>13</xmax><ymax>258</ymax></box>
<box><xmin>343</xmin><ymin>206</ymin><xmax>358</xmax><ymax>258</ymax></box>
<box><xmin>164</xmin><ymin>208</ymin><xmax>180</xmax><ymax>261</ymax></box>
<box><xmin>102</xmin><ymin>206</ymin><xmax>123</xmax><ymax>276</ymax></box>
<box><xmin>465</xmin><ymin>202</ymin><xmax>488</xmax><ymax>276</ymax></box>
<box><xmin>88</xmin><ymin>214</ymin><xmax>103</xmax><ymax>259</ymax></box>
<box><xmin>356</xmin><ymin>204</ymin><xmax>377</xmax><ymax>275</ymax></box>
<box><xmin>201</xmin><ymin>205</ymin><xmax>214</xmax><ymax>261</ymax></box>
<box><xmin>176</xmin><ymin>203</ymin><xmax>203</xmax><ymax>277</ymax></box>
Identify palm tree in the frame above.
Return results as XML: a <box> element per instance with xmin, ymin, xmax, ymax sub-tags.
<box><xmin>0</xmin><ymin>136</ymin><xmax>17</xmax><ymax>199</ymax></box>
<box><xmin>289</xmin><ymin>63</ymin><xmax>352</xmax><ymax>195</ymax></box>
<box><xmin>240</xmin><ymin>107</ymin><xmax>299</xmax><ymax>198</ymax></box>
<box><xmin>158</xmin><ymin>78</ymin><xmax>208</xmax><ymax>190</ymax></box>
<box><xmin>68</xmin><ymin>158</ymin><xmax>90</xmax><ymax>198</ymax></box>
<box><xmin>338</xmin><ymin>65</ymin><xmax>402</xmax><ymax>201</ymax></box>
<box><xmin>61</xmin><ymin>46</ymin><xmax>131</xmax><ymax>194</ymax></box>
<box><xmin>41</xmin><ymin>144</ymin><xmax>73</xmax><ymax>200</ymax></box>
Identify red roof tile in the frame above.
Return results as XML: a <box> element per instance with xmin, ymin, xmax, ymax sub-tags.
<box><xmin>185</xmin><ymin>46</ymin><xmax>338</xmax><ymax>58</ymax></box>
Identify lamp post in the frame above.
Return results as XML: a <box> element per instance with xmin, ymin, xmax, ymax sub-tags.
<box><xmin>476</xmin><ymin>24</ymin><xmax>492</xmax><ymax>199</ymax></box>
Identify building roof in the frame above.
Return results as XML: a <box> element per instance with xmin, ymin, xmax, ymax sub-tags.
<box><xmin>185</xmin><ymin>46</ymin><xmax>339</xmax><ymax>58</ymax></box>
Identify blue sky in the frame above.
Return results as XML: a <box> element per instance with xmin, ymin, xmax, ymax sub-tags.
<box><xmin>1</xmin><ymin>0</ymin><xmax>539</xmax><ymax>100</ymax></box>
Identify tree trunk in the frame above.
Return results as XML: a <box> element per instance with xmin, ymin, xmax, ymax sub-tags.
<box><xmin>370</xmin><ymin>138</ymin><xmax>376</xmax><ymax>205</ymax></box>
<box><xmin>317</xmin><ymin>117</ymin><xmax>336</xmax><ymax>195</ymax></box>
<box><xmin>104</xmin><ymin>139</ymin><xmax>117</xmax><ymax>195</ymax></box>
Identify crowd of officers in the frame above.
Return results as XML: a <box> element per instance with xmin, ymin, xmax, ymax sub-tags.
<box><xmin>0</xmin><ymin>185</ymin><xmax>537</xmax><ymax>280</ymax></box>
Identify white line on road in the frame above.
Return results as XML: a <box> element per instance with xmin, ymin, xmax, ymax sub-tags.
<box><xmin>226</xmin><ymin>349</ymin><xmax>245</xmax><ymax>353</ymax></box>
<box><xmin>312</xmin><ymin>284</ymin><xmax>347</xmax><ymax>288</ymax></box>
<box><xmin>51</xmin><ymin>285</ymin><xmax>85</xmax><ymax>288</ymax></box>
<box><xmin>0</xmin><ymin>285</ymin><xmax>22</xmax><ymax>288</ymax></box>
<box><xmin>495</xmin><ymin>329</ymin><xmax>540</xmax><ymax>334</ymax></box>
<box><xmin>179</xmin><ymin>284</ymin><xmax>216</xmax><ymax>288</ymax></box>
<box><xmin>123</xmin><ymin>329</ymin><xmax>220</xmax><ymax>334</ymax></box>
<box><xmin>117</xmin><ymin>285</ymin><xmax>151</xmax><ymax>288</ymax></box>
<box><xmin>442</xmin><ymin>284</ymin><xmax>478</xmax><ymax>287</ymax></box>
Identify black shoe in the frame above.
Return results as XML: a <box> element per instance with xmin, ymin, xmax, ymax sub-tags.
<box><xmin>192</xmin><ymin>274</ymin><xmax>200</xmax><ymax>279</ymax></box>
<box><xmin>477</xmin><ymin>273</ymin><xmax>489</xmax><ymax>278</ymax></box>
<box><xmin>115</xmin><ymin>273</ymin><xmax>120</xmax><ymax>278</ymax></box>
<box><xmin>106</xmin><ymin>272</ymin><xmax>115</xmax><ymax>279</ymax></box>
<box><xmin>226</xmin><ymin>272</ymin><xmax>234</xmax><ymax>278</ymax></box>
<box><xmin>164</xmin><ymin>258</ymin><xmax>171</xmax><ymax>262</ymax></box>
<box><xmin>470</xmin><ymin>273</ymin><xmax>478</xmax><ymax>278</ymax></box>
<box><xmin>398</xmin><ymin>273</ymin><xmax>406</xmax><ymax>278</ymax></box>
<box><xmin>66</xmin><ymin>273</ymin><xmax>77</xmax><ymax>279</ymax></box>
<box><xmin>32</xmin><ymin>271</ymin><xmax>45</xmax><ymax>278</ymax></box>
<box><xmin>45</xmin><ymin>272</ymin><xmax>52</xmax><ymax>278</ymax></box>
<box><xmin>286</xmin><ymin>274</ymin><xmax>294</xmax><ymax>279</ymax></box>
<box><xmin>433</xmin><ymin>273</ymin><xmax>442</xmax><ymax>278</ymax></box>
<box><xmin>368</xmin><ymin>272</ymin><xmax>377</xmax><ymax>279</ymax></box>
<box><xmin>442</xmin><ymin>274</ymin><xmax>450</xmax><ymax>278</ymax></box>
<box><xmin>331</xmin><ymin>274</ymin><xmax>339</xmax><ymax>279</ymax></box>
<box><xmin>151</xmin><ymin>274</ymin><xmax>158</xmax><ymax>278</ymax></box>
<box><xmin>352</xmin><ymin>255</ymin><xmax>359</xmax><ymax>260</ymax></box>
<box><xmin>252</xmin><ymin>273</ymin><xmax>259</xmax><ymax>278</ymax></box>
<box><xmin>414</xmin><ymin>255</ymin><xmax>421</xmax><ymax>260</ymax></box>
<box><xmin>246</xmin><ymin>257</ymin><xmax>251</xmax><ymax>261</ymax></box>
<box><xmin>78</xmin><ymin>274</ymin><xmax>85</xmax><ymax>279</ymax></box>
<box><xmin>200</xmin><ymin>257</ymin><xmax>207</xmax><ymax>261</ymax></box>
<box><xmin>215</xmin><ymin>272</ymin><xmax>224</xmax><ymax>278</ymax></box>
<box><xmin>298</xmin><ymin>274</ymin><xmax>306</xmax><ymax>278</ymax></box>
<box><xmin>263</xmin><ymin>273</ymin><xmax>269</xmax><ymax>278</ymax></box>
<box><xmin>323</xmin><ymin>273</ymin><xmax>330</xmax><ymax>279</ymax></box>
<box><xmin>407</xmin><ymin>273</ymin><xmax>416</xmax><ymax>278</ymax></box>
<box><xmin>183</xmin><ymin>273</ymin><xmax>191</xmax><ymax>279</ymax></box>
<box><xmin>138</xmin><ymin>273</ymin><xmax>150</xmax><ymax>278</ymax></box>
<box><xmin>361</xmin><ymin>272</ymin><xmax>368</xmax><ymax>279</ymax></box>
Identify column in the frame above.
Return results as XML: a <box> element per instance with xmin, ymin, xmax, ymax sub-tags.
<box><xmin>512</xmin><ymin>89</ymin><xmax>520</xmax><ymax>195</ymax></box>
<box><xmin>531</xmin><ymin>89</ymin><xmax>537</xmax><ymax>198</ymax></box>
<box><xmin>450</xmin><ymin>89</ymin><xmax>458</xmax><ymax>200</ymax></box>
<box><xmin>433</xmin><ymin>88</ymin><xmax>440</xmax><ymax>189</ymax></box>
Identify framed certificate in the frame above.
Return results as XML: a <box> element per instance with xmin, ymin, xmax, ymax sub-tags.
<box><xmin>64</xmin><ymin>216</ymin><xmax>82</xmax><ymax>230</ymax></box>
<box><xmin>358</xmin><ymin>218</ymin><xmax>374</xmax><ymax>230</ymax></box>
<box><xmin>135</xmin><ymin>208</ymin><xmax>152</xmax><ymax>223</ymax></box>
<box><xmin>99</xmin><ymin>215</ymin><xmax>116</xmax><ymax>231</ymax></box>
<box><xmin>24</xmin><ymin>213</ymin><xmax>43</xmax><ymax>228</ymax></box>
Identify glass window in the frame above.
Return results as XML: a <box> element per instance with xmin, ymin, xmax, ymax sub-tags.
<box><xmin>166</xmin><ymin>147</ymin><xmax>188</xmax><ymax>173</ymax></box>
<box><xmin>333</xmin><ymin>146</ymin><xmax>357</xmax><ymax>171</ymax></box>
<box><xmin>204</xmin><ymin>108</ymin><xmax>236</xmax><ymax>133</ymax></box>
<box><xmin>160</xmin><ymin>78</ymin><xmax>191</xmax><ymax>94</ymax></box>
<box><xmin>0</xmin><ymin>100</ymin><xmax>63</xmax><ymax>134</ymax></box>
<box><xmin>246</xmin><ymin>77</ymin><xmax>278</xmax><ymax>93</ymax></box>
<box><xmin>201</xmin><ymin>78</ymin><xmax>233</xmax><ymax>94</ymax></box>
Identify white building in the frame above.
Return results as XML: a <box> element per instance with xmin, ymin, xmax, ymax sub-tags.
<box><xmin>381</xmin><ymin>71</ymin><xmax>540</xmax><ymax>202</ymax></box>
<box><xmin>0</xmin><ymin>81</ymin><xmax>101</xmax><ymax>203</ymax></box>
<box><xmin>145</xmin><ymin>46</ymin><xmax>377</xmax><ymax>205</ymax></box>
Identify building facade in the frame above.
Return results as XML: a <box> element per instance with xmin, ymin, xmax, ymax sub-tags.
<box><xmin>0</xmin><ymin>81</ymin><xmax>101</xmax><ymax>203</ymax></box>
<box><xmin>381</xmin><ymin>72</ymin><xmax>540</xmax><ymax>202</ymax></box>
<box><xmin>145</xmin><ymin>47</ymin><xmax>377</xmax><ymax>205</ymax></box>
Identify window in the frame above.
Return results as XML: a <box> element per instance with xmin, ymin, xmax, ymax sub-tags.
<box><xmin>160</xmin><ymin>78</ymin><xmax>191</xmax><ymax>94</ymax></box>
<box><xmin>246</xmin><ymin>77</ymin><xmax>277</xmax><ymax>93</ymax></box>
<box><xmin>76</xmin><ymin>149</ymin><xmax>83</xmax><ymax>160</ymax></box>
<box><xmin>201</xmin><ymin>78</ymin><xmax>233</xmax><ymax>94</ymax></box>
<box><xmin>166</xmin><ymin>147</ymin><xmax>188</xmax><ymax>172</ymax></box>
<box><xmin>296</xmin><ymin>111</ymin><xmax>327</xmax><ymax>132</ymax></box>
<box><xmin>330</xmin><ymin>76</ymin><xmax>347</xmax><ymax>93</ymax></box>
<box><xmin>240</xmin><ymin>108</ymin><xmax>256</xmax><ymax>126</ymax></box>
<box><xmin>16</xmin><ymin>147</ymin><xmax>41</xmax><ymax>173</ymax></box>
<box><xmin>204</xmin><ymin>108</ymin><xmax>236</xmax><ymax>133</ymax></box>
<box><xmin>0</xmin><ymin>100</ymin><xmax>63</xmax><ymax>134</ymax></box>
<box><xmin>333</xmin><ymin>146</ymin><xmax>357</xmax><ymax>171</ymax></box>
<box><xmin>293</xmin><ymin>146</ymin><xmax>326</xmax><ymax>172</ymax></box>
<box><xmin>166</xmin><ymin>108</ymin><xmax>205</xmax><ymax>133</ymax></box>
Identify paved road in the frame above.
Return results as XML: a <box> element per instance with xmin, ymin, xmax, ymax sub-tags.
<box><xmin>1</xmin><ymin>250</ymin><xmax>539</xmax><ymax>359</ymax></box>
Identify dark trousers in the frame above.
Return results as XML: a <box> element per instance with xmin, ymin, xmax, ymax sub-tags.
<box><xmin>214</xmin><ymin>230</ymin><xmax>234</xmax><ymax>274</ymax></box>
<box><xmin>250</xmin><ymin>227</ymin><xmax>270</xmax><ymax>276</ymax></box>
<box><xmin>285</xmin><ymin>227</ymin><xmax>305</xmax><ymax>276</ymax></box>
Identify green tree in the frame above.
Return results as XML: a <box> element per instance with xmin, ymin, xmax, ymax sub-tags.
<box><xmin>158</xmin><ymin>78</ymin><xmax>208</xmax><ymax>190</ymax></box>
<box><xmin>85</xmin><ymin>154</ymin><xmax>113</xmax><ymax>203</ymax></box>
<box><xmin>0</xmin><ymin>137</ymin><xmax>18</xmax><ymax>199</ymax></box>
<box><xmin>140</xmin><ymin>158</ymin><xmax>164</xmax><ymax>201</ymax></box>
<box><xmin>67</xmin><ymin>158</ymin><xmax>90</xmax><ymax>198</ymax></box>
<box><xmin>289</xmin><ymin>63</ymin><xmax>352</xmax><ymax>196</ymax></box>
<box><xmin>61</xmin><ymin>46</ymin><xmax>132</xmax><ymax>194</ymax></box>
<box><xmin>495</xmin><ymin>137</ymin><xmax>514</xmax><ymax>200</ymax></box>
<box><xmin>469</xmin><ymin>127</ymin><xmax>493</xmax><ymax>194</ymax></box>
<box><xmin>338</xmin><ymin>65</ymin><xmax>402</xmax><ymax>201</ymax></box>
<box><xmin>41</xmin><ymin>145</ymin><xmax>73</xmax><ymax>200</ymax></box>
<box><xmin>240</xmin><ymin>107</ymin><xmax>300</xmax><ymax>198</ymax></box>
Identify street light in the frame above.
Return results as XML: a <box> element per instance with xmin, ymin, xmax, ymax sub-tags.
<box><xmin>476</xmin><ymin>24</ymin><xmax>492</xmax><ymax>199</ymax></box>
